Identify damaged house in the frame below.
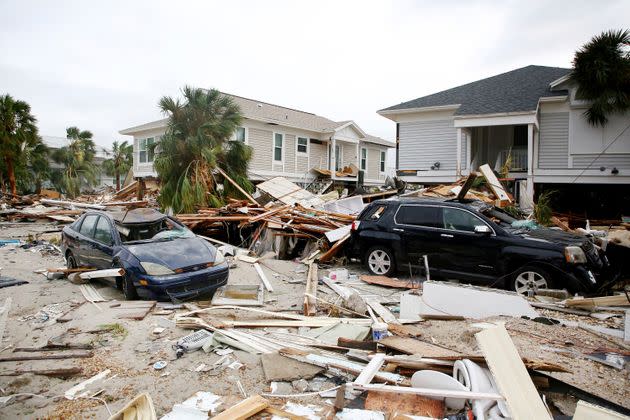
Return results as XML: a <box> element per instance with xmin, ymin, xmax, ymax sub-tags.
<box><xmin>378</xmin><ymin>65</ymin><xmax>630</xmax><ymax>215</ymax></box>
<box><xmin>120</xmin><ymin>93</ymin><xmax>395</xmax><ymax>187</ymax></box>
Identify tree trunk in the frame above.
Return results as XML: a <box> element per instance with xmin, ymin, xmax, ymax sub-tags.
<box><xmin>115</xmin><ymin>171</ymin><xmax>120</xmax><ymax>191</ymax></box>
<box><xmin>5</xmin><ymin>157</ymin><xmax>16</xmax><ymax>196</ymax></box>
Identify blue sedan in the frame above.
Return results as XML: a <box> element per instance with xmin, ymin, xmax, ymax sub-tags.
<box><xmin>61</xmin><ymin>208</ymin><xmax>228</xmax><ymax>301</ymax></box>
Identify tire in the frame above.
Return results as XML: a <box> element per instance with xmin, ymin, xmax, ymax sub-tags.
<box><xmin>66</xmin><ymin>252</ymin><xmax>78</xmax><ymax>269</ymax></box>
<box><xmin>121</xmin><ymin>272</ymin><xmax>138</xmax><ymax>300</ymax></box>
<box><xmin>365</xmin><ymin>246</ymin><xmax>396</xmax><ymax>277</ymax></box>
<box><xmin>510</xmin><ymin>266</ymin><xmax>553</xmax><ymax>296</ymax></box>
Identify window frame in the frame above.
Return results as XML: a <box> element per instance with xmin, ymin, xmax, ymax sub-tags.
<box><xmin>296</xmin><ymin>136</ymin><xmax>308</xmax><ymax>155</ymax></box>
<box><xmin>360</xmin><ymin>147</ymin><xmax>368</xmax><ymax>171</ymax></box>
<box><xmin>394</xmin><ymin>204</ymin><xmax>496</xmax><ymax>235</ymax></box>
<box><xmin>231</xmin><ymin>126</ymin><xmax>247</xmax><ymax>144</ymax></box>
<box><xmin>441</xmin><ymin>206</ymin><xmax>495</xmax><ymax>234</ymax></box>
<box><xmin>78</xmin><ymin>214</ymin><xmax>99</xmax><ymax>238</ymax></box>
<box><xmin>138</xmin><ymin>137</ymin><xmax>156</xmax><ymax>163</ymax></box>
<box><xmin>379</xmin><ymin>150</ymin><xmax>386</xmax><ymax>174</ymax></box>
<box><xmin>272</xmin><ymin>132</ymin><xmax>284</xmax><ymax>163</ymax></box>
<box><xmin>393</xmin><ymin>204</ymin><xmax>441</xmax><ymax>228</ymax></box>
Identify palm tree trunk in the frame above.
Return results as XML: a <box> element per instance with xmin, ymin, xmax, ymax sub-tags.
<box><xmin>115</xmin><ymin>171</ymin><xmax>120</xmax><ymax>191</ymax></box>
<box><xmin>5</xmin><ymin>157</ymin><xmax>16</xmax><ymax>196</ymax></box>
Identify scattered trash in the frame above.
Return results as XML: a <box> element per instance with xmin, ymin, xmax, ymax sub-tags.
<box><xmin>153</xmin><ymin>361</ymin><xmax>168</xmax><ymax>370</ymax></box>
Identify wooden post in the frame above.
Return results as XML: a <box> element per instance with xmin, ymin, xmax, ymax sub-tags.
<box><xmin>216</xmin><ymin>167</ymin><xmax>259</xmax><ymax>206</ymax></box>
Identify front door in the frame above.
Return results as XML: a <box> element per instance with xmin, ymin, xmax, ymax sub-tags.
<box><xmin>393</xmin><ymin>204</ymin><xmax>443</xmax><ymax>275</ymax></box>
<box><xmin>437</xmin><ymin>206</ymin><xmax>501</xmax><ymax>282</ymax></box>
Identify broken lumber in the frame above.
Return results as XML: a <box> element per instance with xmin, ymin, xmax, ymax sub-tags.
<box><xmin>79</xmin><ymin>268</ymin><xmax>124</xmax><ymax>280</ymax></box>
<box><xmin>318</xmin><ymin>233</ymin><xmax>351</xmax><ymax>262</ymax></box>
<box><xmin>365</xmin><ymin>298</ymin><xmax>399</xmax><ymax>324</ymax></box>
<box><xmin>352</xmin><ymin>383</ymin><xmax>504</xmax><ymax>401</ymax></box>
<box><xmin>254</xmin><ymin>263</ymin><xmax>273</xmax><ymax>292</ymax></box>
<box><xmin>216</xmin><ymin>167</ymin><xmax>260</xmax><ymax>206</ymax></box>
<box><xmin>354</xmin><ymin>353</ymin><xmax>385</xmax><ymax>386</ymax></box>
<box><xmin>40</xmin><ymin>198</ymin><xmax>106</xmax><ymax>210</ymax></box>
<box><xmin>0</xmin><ymin>367</ymin><xmax>82</xmax><ymax>378</ymax></box>
<box><xmin>360</xmin><ymin>275</ymin><xmax>420</xmax><ymax>289</ymax></box>
<box><xmin>475</xmin><ymin>325</ymin><xmax>550</xmax><ymax>420</ymax></box>
<box><xmin>0</xmin><ymin>350</ymin><xmax>93</xmax><ymax>362</ymax></box>
<box><xmin>303</xmin><ymin>263</ymin><xmax>318</xmax><ymax>316</ymax></box>
<box><xmin>456</xmin><ymin>172</ymin><xmax>478</xmax><ymax>201</ymax></box>
<box><xmin>212</xmin><ymin>395</ymin><xmax>269</xmax><ymax>420</ymax></box>
<box><xmin>479</xmin><ymin>164</ymin><xmax>511</xmax><ymax>204</ymax></box>
<box><xmin>565</xmin><ymin>294</ymin><xmax>630</xmax><ymax>309</ymax></box>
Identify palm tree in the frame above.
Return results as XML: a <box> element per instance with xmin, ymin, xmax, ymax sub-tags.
<box><xmin>153</xmin><ymin>86</ymin><xmax>254</xmax><ymax>213</ymax></box>
<box><xmin>0</xmin><ymin>94</ymin><xmax>40</xmax><ymax>195</ymax></box>
<box><xmin>23</xmin><ymin>141</ymin><xmax>50</xmax><ymax>193</ymax></box>
<box><xmin>570</xmin><ymin>29</ymin><xmax>630</xmax><ymax>126</ymax></box>
<box><xmin>52</xmin><ymin>126</ymin><xmax>98</xmax><ymax>198</ymax></box>
<box><xmin>103</xmin><ymin>140</ymin><xmax>133</xmax><ymax>191</ymax></box>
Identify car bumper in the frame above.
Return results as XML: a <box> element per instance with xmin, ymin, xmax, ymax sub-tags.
<box><xmin>135</xmin><ymin>263</ymin><xmax>229</xmax><ymax>301</ymax></box>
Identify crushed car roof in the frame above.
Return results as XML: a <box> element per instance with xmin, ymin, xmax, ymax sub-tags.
<box><xmin>109</xmin><ymin>208</ymin><xmax>167</xmax><ymax>224</ymax></box>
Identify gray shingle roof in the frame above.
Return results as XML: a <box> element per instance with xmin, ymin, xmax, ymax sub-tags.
<box><xmin>380</xmin><ymin>65</ymin><xmax>570</xmax><ymax>116</ymax></box>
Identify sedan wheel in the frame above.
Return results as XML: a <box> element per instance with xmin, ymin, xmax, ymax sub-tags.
<box><xmin>66</xmin><ymin>253</ymin><xmax>77</xmax><ymax>269</ymax></box>
<box><xmin>513</xmin><ymin>270</ymin><xmax>549</xmax><ymax>296</ymax></box>
<box><xmin>366</xmin><ymin>247</ymin><xmax>394</xmax><ymax>276</ymax></box>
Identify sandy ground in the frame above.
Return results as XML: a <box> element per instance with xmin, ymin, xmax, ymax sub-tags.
<box><xmin>0</xmin><ymin>221</ymin><xmax>629</xmax><ymax>419</ymax></box>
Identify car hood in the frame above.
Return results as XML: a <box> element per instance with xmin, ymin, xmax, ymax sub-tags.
<box><xmin>125</xmin><ymin>236</ymin><xmax>215</xmax><ymax>270</ymax></box>
<box><xmin>508</xmin><ymin>227</ymin><xmax>587</xmax><ymax>247</ymax></box>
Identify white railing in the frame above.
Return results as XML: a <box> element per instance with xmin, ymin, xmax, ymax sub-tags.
<box><xmin>496</xmin><ymin>147</ymin><xmax>528</xmax><ymax>172</ymax></box>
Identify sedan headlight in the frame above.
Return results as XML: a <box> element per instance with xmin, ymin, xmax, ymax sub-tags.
<box><xmin>565</xmin><ymin>246</ymin><xmax>587</xmax><ymax>264</ymax></box>
<box><xmin>140</xmin><ymin>262</ymin><xmax>175</xmax><ymax>276</ymax></box>
<box><xmin>214</xmin><ymin>250</ymin><xmax>225</xmax><ymax>265</ymax></box>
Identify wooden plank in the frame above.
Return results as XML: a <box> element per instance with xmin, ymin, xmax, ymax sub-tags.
<box><xmin>475</xmin><ymin>325</ymin><xmax>550</xmax><ymax>420</ymax></box>
<box><xmin>0</xmin><ymin>350</ymin><xmax>93</xmax><ymax>362</ymax></box>
<box><xmin>212</xmin><ymin>395</ymin><xmax>269</xmax><ymax>420</ymax></box>
<box><xmin>79</xmin><ymin>268</ymin><xmax>124</xmax><ymax>280</ymax></box>
<box><xmin>321</xmin><ymin>276</ymin><xmax>351</xmax><ymax>300</ymax></box>
<box><xmin>365</xmin><ymin>299</ymin><xmax>398</xmax><ymax>324</ymax></box>
<box><xmin>360</xmin><ymin>275</ymin><xmax>420</xmax><ymax>289</ymax></box>
<box><xmin>248</xmin><ymin>204</ymin><xmax>291</xmax><ymax>223</ymax></box>
<box><xmin>318</xmin><ymin>233</ymin><xmax>351</xmax><ymax>262</ymax></box>
<box><xmin>354</xmin><ymin>353</ymin><xmax>385</xmax><ymax>386</ymax></box>
<box><xmin>456</xmin><ymin>172</ymin><xmax>478</xmax><ymax>201</ymax></box>
<box><xmin>303</xmin><ymin>263</ymin><xmax>318</xmax><ymax>316</ymax></box>
<box><xmin>0</xmin><ymin>297</ymin><xmax>12</xmax><ymax>344</ymax></box>
<box><xmin>565</xmin><ymin>294</ymin><xmax>630</xmax><ymax>309</ymax></box>
<box><xmin>365</xmin><ymin>390</ymin><xmax>445</xmax><ymax>419</ymax></box>
<box><xmin>573</xmin><ymin>400</ymin><xmax>629</xmax><ymax>420</ymax></box>
<box><xmin>625</xmin><ymin>311</ymin><xmax>630</xmax><ymax>343</ymax></box>
<box><xmin>264</xmin><ymin>406</ymin><xmax>308</xmax><ymax>420</ymax></box>
<box><xmin>479</xmin><ymin>164</ymin><xmax>511</xmax><ymax>202</ymax></box>
<box><xmin>379</xmin><ymin>336</ymin><xmax>462</xmax><ymax>358</ymax></box>
<box><xmin>254</xmin><ymin>263</ymin><xmax>273</xmax><ymax>292</ymax></box>
<box><xmin>237</xmin><ymin>255</ymin><xmax>259</xmax><ymax>264</ymax></box>
<box><xmin>0</xmin><ymin>367</ymin><xmax>82</xmax><ymax>378</ymax></box>
<box><xmin>353</xmin><ymin>383</ymin><xmax>504</xmax><ymax>401</ymax></box>
<box><xmin>216</xmin><ymin>167</ymin><xmax>259</xmax><ymax>206</ymax></box>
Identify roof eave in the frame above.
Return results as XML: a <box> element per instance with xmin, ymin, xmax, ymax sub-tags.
<box><xmin>377</xmin><ymin>104</ymin><xmax>461</xmax><ymax>120</ymax></box>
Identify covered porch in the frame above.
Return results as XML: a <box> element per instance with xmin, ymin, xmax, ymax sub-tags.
<box><xmin>455</xmin><ymin>115</ymin><xmax>538</xmax><ymax>208</ymax></box>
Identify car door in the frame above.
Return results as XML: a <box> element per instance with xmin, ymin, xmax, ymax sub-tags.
<box><xmin>91</xmin><ymin>216</ymin><xmax>116</xmax><ymax>270</ymax></box>
<box><xmin>76</xmin><ymin>214</ymin><xmax>99</xmax><ymax>266</ymax></box>
<box><xmin>393</xmin><ymin>204</ymin><xmax>444</xmax><ymax>274</ymax></box>
<box><xmin>437</xmin><ymin>206</ymin><xmax>502</xmax><ymax>282</ymax></box>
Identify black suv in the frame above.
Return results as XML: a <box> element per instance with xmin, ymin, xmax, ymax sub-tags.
<box><xmin>350</xmin><ymin>198</ymin><xmax>611</xmax><ymax>294</ymax></box>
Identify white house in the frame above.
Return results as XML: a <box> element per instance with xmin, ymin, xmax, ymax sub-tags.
<box><xmin>120</xmin><ymin>93</ymin><xmax>394</xmax><ymax>186</ymax></box>
<box><xmin>378</xmin><ymin>65</ymin><xmax>630</xmax><ymax>206</ymax></box>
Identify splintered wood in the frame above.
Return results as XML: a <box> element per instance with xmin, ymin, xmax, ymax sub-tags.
<box><xmin>303</xmin><ymin>263</ymin><xmax>318</xmax><ymax>316</ymax></box>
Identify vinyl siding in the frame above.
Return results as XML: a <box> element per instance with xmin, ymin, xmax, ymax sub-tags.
<box><xmin>310</xmin><ymin>141</ymin><xmax>327</xmax><ymax>169</ymax></box>
<box><xmin>572</xmin><ymin>154</ymin><xmax>630</xmax><ymax>169</ymax></box>
<box><xmin>367</xmin><ymin>147</ymin><xmax>380</xmax><ymax>180</ymax></box>
<box><xmin>539</xmin><ymin>112</ymin><xmax>569</xmax><ymax>169</ymax></box>
<box><xmin>285</xmin><ymin>134</ymin><xmax>296</xmax><ymax>173</ymax></box>
<box><xmin>398</xmin><ymin>119</ymin><xmax>457</xmax><ymax>170</ymax></box>
<box><xmin>296</xmin><ymin>154</ymin><xmax>309</xmax><ymax>174</ymax></box>
<box><xmin>341</xmin><ymin>142</ymin><xmax>356</xmax><ymax>168</ymax></box>
<box><xmin>248</xmin><ymin>128</ymin><xmax>273</xmax><ymax>171</ymax></box>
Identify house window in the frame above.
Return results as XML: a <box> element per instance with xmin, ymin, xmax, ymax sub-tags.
<box><xmin>139</xmin><ymin>137</ymin><xmax>155</xmax><ymax>163</ymax></box>
<box><xmin>360</xmin><ymin>148</ymin><xmax>367</xmax><ymax>170</ymax></box>
<box><xmin>273</xmin><ymin>133</ymin><xmax>283</xmax><ymax>162</ymax></box>
<box><xmin>232</xmin><ymin>127</ymin><xmax>246</xmax><ymax>143</ymax></box>
<box><xmin>380</xmin><ymin>151</ymin><xmax>386</xmax><ymax>173</ymax></box>
<box><xmin>297</xmin><ymin>137</ymin><xmax>308</xmax><ymax>154</ymax></box>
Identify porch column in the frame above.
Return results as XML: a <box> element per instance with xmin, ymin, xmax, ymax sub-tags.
<box><xmin>466</xmin><ymin>128</ymin><xmax>472</xmax><ymax>172</ymax></box>
<box><xmin>456</xmin><ymin>127</ymin><xmax>462</xmax><ymax>177</ymax></box>
<box><xmin>525</xmin><ymin>123</ymin><xmax>535</xmax><ymax>209</ymax></box>
<box><xmin>331</xmin><ymin>136</ymin><xmax>336</xmax><ymax>176</ymax></box>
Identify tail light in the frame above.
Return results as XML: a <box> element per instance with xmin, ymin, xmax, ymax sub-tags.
<box><xmin>351</xmin><ymin>221</ymin><xmax>360</xmax><ymax>231</ymax></box>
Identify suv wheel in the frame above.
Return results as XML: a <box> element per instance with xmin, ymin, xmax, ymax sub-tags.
<box><xmin>365</xmin><ymin>246</ymin><xmax>396</xmax><ymax>276</ymax></box>
<box><xmin>511</xmin><ymin>266</ymin><xmax>552</xmax><ymax>296</ymax></box>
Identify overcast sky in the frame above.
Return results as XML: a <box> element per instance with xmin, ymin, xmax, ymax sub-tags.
<box><xmin>1</xmin><ymin>0</ymin><xmax>628</xmax><ymax>147</ymax></box>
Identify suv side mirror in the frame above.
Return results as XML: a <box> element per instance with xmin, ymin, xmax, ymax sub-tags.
<box><xmin>474</xmin><ymin>225</ymin><xmax>492</xmax><ymax>235</ymax></box>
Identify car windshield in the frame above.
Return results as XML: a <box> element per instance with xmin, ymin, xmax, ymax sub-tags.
<box><xmin>117</xmin><ymin>218</ymin><xmax>195</xmax><ymax>244</ymax></box>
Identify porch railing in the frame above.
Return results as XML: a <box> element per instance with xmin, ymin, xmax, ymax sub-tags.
<box><xmin>496</xmin><ymin>147</ymin><xmax>528</xmax><ymax>172</ymax></box>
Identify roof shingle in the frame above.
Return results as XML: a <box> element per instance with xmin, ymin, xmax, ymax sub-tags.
<box><xmin>380</xmin><ymin>65</ymin><xmax>570</xmax><ymax>116</ymax></box>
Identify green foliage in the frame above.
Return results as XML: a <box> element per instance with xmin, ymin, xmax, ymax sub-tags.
<box><xmin>570</xmin><ymin>29</ymin><xmax>630</xmax><ymax>127</ymax></box>
<box><xmin>103</xmin><ymin>140</ymin><xmax>133</xmax><ymax>190</ymax></box>
<box><xmin>154</xmin><ymin>86</ymin><xmax>253</xmax><ymax>213</ymax></box>
<box><xmin>533</xmin><ymin>190</ymin><xmax>556</xmax><ymax>226</ymax></box>
<box><xmin>52</xmin><ymin>126</ymin><xmax>98</xmax><ymax>198</ymax></box>
<box><xmin>0</xmin><ymin>94</ymin><xmax>41</xmax><ymax>194</ymax></box>
<box><xmin>98</xmin><ymin>323</ymin><xmax>128</xmax><ymax>338</ymax></box>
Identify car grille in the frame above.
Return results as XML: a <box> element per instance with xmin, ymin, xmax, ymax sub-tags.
<box><xmin>581</xmin><ymin>240</ymin><xmax>603</xmax><ymax>269</ymax></box>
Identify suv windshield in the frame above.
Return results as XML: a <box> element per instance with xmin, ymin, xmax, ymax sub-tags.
<box><xmin>117</xmin><ymin>218</ymin><xmax>195</xmax><ymax>244</ymax></box>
